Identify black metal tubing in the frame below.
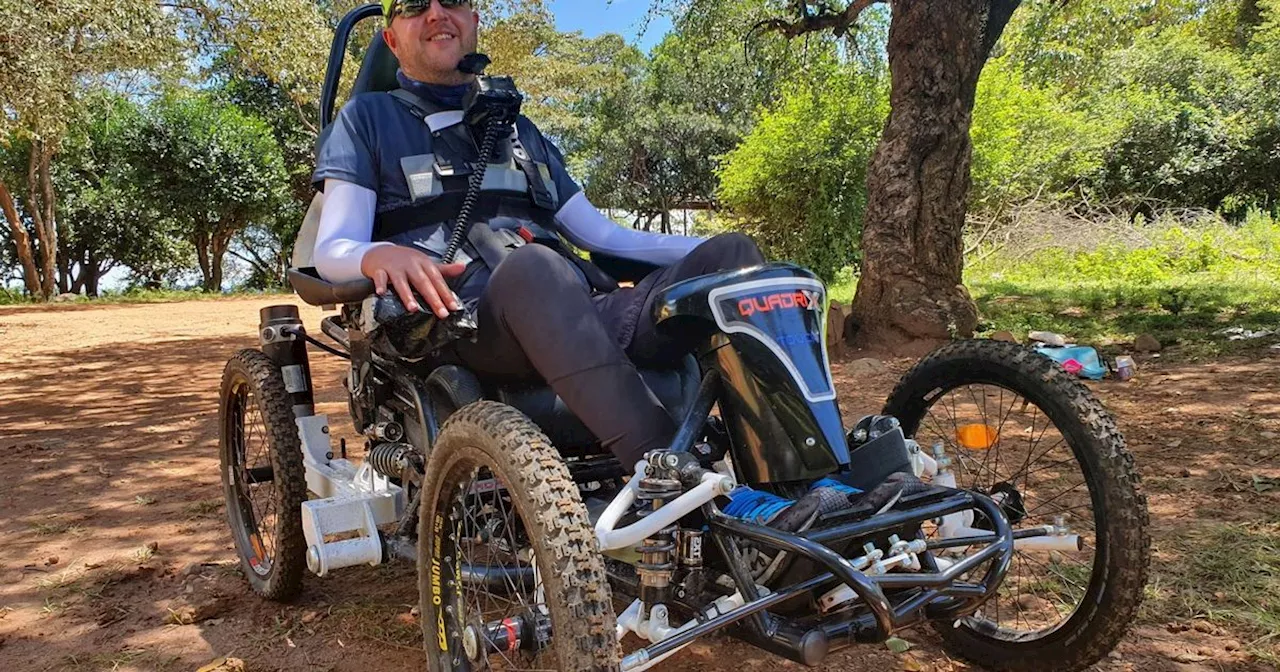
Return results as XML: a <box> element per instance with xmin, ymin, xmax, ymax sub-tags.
<box><xmin>320</xmin><ymin>3</ymin><xmax>382</xmax><ymax>129</ymax></box>
<box><xmin>284</xmin><ymin>325</ymin><xmax>350</xmax><ymax>360</ymax></box>
<box><xmin>668</xmin><ymin>370</ymin><xmax>719</xmax><ymax>454</ymax></box>
<box><xmin>642</xmin><ymin>572</ymin><xmax>832</xmax><ymax>661</ymax></box>
<box><xmin>801</xmin><ymin>490</ymin><xmax>980</xmax><ymax>545</ymax></box>
<box><xmin>710</xmin><ymin>512</ymin><xmax>897</xmax><ymax>637</ymax></box>
<box><xmin>697</xmin><ymin>489</ymin><xmax>1014</xmax><ymax>645</ymax></box>
<box><xmin>259</xmin><ymin>305</ymin><xmax>316</xmax><ymax>418</ymax></box>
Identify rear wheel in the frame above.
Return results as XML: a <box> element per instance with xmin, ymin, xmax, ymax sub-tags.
<box><xmin>218</xmin><ymin>349</ymin><xmax>307</xmax><ymax>601</ymax></box>
<box><xmin>418</xmin><ymin>401</ymin><xmax>618</xmax><ymax>671</ymax></box>
<box><xmin>884</xmin><ymin>340</ymin><xmax>1149</xmax><ymax>672</ymax></box>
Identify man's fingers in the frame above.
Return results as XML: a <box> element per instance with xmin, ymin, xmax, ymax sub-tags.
<box><xmin>372</xmin><ymin>269</ymin><xmax>388</xmax><ymax>295</ymax></box>
<box><xmin>438</xmin><ymin>262</ymin><xmax>467</xmax><ymax>278</ymax></box>
<box><xmin>409</xmin><ymin>266</ymin><xmax>449</xmax><ymax>319</ymax></box>
<box><xmin>427</xmin><ymin>263</ymin><xmax>461</xmax><ymax>311</ymax></box>
<box><xmin>390</xmin><ymin>274</ymin><xmax>420</xmax><ymax>312</ymax></box>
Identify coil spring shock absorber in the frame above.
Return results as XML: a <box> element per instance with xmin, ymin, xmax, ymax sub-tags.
<box><xmin>635</xmin><ymin>474</ymin><xmax>682</xmax><ymax>607</ymax></box>
<box><xmin>366</xmin><ymin>442</ymin><xmax>420</xmax><ymax>479</ymax></box>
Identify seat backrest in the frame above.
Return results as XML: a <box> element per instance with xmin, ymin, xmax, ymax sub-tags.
<box><xmin>351</xmin><ymin>32</ymin><xmax>400</xmax><ymax>97</ymax></box>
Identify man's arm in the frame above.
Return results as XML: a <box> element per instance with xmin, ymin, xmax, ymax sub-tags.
<box><xmin>314</xmin><ymin>178</ymin><xmax>462</xmax><ymax>317</ymax></box>
<box><xmin>553</xmin><ymin>192</ymin><xmax>704</xmax><ymax>266</ymax></box>
<box><xmin>313</xmin><ymin>179</ymin><xmax>385</xmax><ymax>283</ymax></box>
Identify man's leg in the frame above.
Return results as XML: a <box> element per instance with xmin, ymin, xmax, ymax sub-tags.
<box><xmin>452</xmin><ymin>245</ymin><xmax>676</xmax><ymax>465</ymax></box>
<box><xmin>597</xmin><ymin>232</ymin><xmax>766</xmax><ymax>367</ymax></box>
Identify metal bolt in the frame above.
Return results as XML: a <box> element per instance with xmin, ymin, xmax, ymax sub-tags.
<box><xmin>863</xmin><ymin>542</ymin><xmax>876</xmax><ymax>555</ymax></box>
<box><xmin>664</xmin><ymin>454</ymin><xmax>680</xmax><ymax>468</ymax></box>
<box><xmin>321</xmin><ymin>426</ymin><xmax>329</xmax><ymax>434</ymax></box>
<box><xmin>805</xmin><ymin>437</ymin><xmax>816</xmax><ymax>447</ymax></box>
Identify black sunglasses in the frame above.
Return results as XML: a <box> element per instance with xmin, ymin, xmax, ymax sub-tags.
<box><xmin>391</xmin><ymin>0</ymin><xmax>471</xmax><ymax>21</ymax></box>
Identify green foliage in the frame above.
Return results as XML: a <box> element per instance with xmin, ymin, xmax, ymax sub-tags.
<box><xmin>968</xmin><ymin>58</ymin><xmax>1105</xmax><ymax>211</ymax></box>
<box><xmin>53</xmin><ymin>92</ymin><xmax>192</xmax><ymax>294</ymax></box>
<box><xmin>967</xmin><ymin>211</ymin><xmax>1280</xmax><ymax>356</ymax></box>
<box><xmin>717</xmin><ymin>65</ymin><xmax>887</xmax><ymax>281</ymax></box>
<box><xmin>134</xmin><ymin>92</ymin><xmax>289</xmax><ymax>291</ymax></box>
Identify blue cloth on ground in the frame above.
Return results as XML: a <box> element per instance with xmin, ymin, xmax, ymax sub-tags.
<box><xmin>1034</xmin><ymin>344</ymin><xmax>1107</xmax><ymax>380</ymax></box>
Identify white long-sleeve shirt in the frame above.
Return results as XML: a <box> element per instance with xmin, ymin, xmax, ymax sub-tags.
<box><xmin>313</xmin><ymin>178</ymin><xmax>703</xmax><ymax>283</ymax></box>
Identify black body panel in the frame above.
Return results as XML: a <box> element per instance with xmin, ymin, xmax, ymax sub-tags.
<box><xmin>654</xmin><ymin>263</ymin><xmax>850</xmax><ymax>484</ymax></box>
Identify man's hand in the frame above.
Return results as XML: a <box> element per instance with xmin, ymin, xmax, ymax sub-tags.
<box><xmin>361</xmin><ymin>245</ymin><xmax>466</xmax><ymax>318</ymax></box>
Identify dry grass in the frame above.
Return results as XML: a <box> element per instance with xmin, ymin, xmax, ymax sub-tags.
<box><xmin>52</xmin><ymin>648</ymin><xmax>180</xmax><ymax>672</ymax></box>
<box><xmin>1145</xmin><ymin>521</ymin><xmax>1280</xmax><ymax>663</ymax></box>
<box><xmin>183</xmin><ymin>499</ymin><xmax>224</xmax><ymax>518</ymax></box>
<box><xmin>27</xmin><ymin>520</ymin><xmax>86</xmax><ymax>537</ymax></box>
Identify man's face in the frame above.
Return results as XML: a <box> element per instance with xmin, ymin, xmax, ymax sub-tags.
<box><xmin>384</xmin><ymin>0</ymin><xmax>480</xmax><ymax>85</ymax></box>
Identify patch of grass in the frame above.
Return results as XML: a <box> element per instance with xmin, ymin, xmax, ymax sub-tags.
<box><xmin>134</xmin><ymin>495</ymin><xmax>157</xmax><ymax>506</ymax></box>
<box><xmin>40</xmin><ymin>596</ymin><xmax>69</xmax><ymax>617</ymax></box>
<box><xmin>54</xmin><ymin>648</ymin><xmax>180</xmax><ymax>672</ymax></box>
<box><xmin>965</xmin><ymin>213</ymin><xmax>1280</xmax><ymax>357</ymax></box>
<box><xmin>1145</xmin><ymin>521</ymin><xmax>1280</xmax><ymax>661</ymax></box>
<box><xmin>183</xmin><ymin>499</ymin><xmax>223</xmax><ymax>518</ymax></box>
<box><xmin>330</xmin><ymin>602</ymin><xmax>420</xmax><ymax>650</ymax></box>
<box><xmin>132</xmin><ymin>544</ymin><xmax>156</xmax><ymax>563</ymax></box>
<box><xmin>27</xmin><ymin>520</ymin><xmax>86</xmax><ymax>537</ymax></box>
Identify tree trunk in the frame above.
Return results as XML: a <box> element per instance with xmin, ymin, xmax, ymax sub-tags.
<box><xmin>84</xmin><ymin>263</ymin><xmax>102</xmax><ymax>297</ymax></box>
<box><xmin>26</xmin><ymin>142</ymin><xmax>58</xmax><ymax>299</ymax></box>
<box><xmin>0</xmin><ymin>179</ymin><xmax>42</xmax><ymax>297</ymax></box>
<box><xmin>57</xmin><ymin>254</ymin><xmax>71</xmax><ymax>294</ymax></box>
<box><xmin>849</xmin><ymin>0</ymin><xmax>1017</xmax><ymax>353</ymax></box>
<box><xmin>213</xmin><ymin>227</ymin><xmax>238</xmax><ymax>293</ymax></box>
<box><xmin>194</xmin><ymin>230</ymin><xmax>214</xmax><ymax>291</ymax></box>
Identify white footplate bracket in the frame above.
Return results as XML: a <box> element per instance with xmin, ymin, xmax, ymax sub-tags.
<box><xmin>296</xmin><ymin>414</ymin><xmax>406</xmax><ymax>576</ymax></box>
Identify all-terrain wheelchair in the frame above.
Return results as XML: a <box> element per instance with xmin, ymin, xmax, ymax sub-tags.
<box><xmin>217</xmin><ymin>5</ymin><xmax>1150</xmax><ymax>670</ymax></box>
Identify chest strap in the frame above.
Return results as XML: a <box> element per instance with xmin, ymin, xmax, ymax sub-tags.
<box><xmin>390</xmin><ymin>88</ymin><xmax>557</xmax><ymax>211</ymax></box>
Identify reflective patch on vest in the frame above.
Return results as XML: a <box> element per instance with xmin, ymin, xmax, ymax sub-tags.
<box><xmin>424</xmin><ymin>110</ymin><xmax>464</xmax><ymax>132</ymax></box>
<box><xmin>480</xmin><ymin>164</ymin><xmax>529</xmax><ymax>195</ymax></box>
<box><xmin>401</xmin><ymin>153</ymin><xmax>441</xmax><ymax>200</ymax></box>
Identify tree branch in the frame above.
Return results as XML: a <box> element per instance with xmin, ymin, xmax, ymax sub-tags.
<box><xmin>752</xmin><ymin>0</ymin><xmax>882</xmax><ymax>39</ymax></box>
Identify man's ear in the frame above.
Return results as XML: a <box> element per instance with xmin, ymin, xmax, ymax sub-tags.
<box><xmin>383</xmin><ymin>26</ymin><xmax>399</xmax><ymax>53</ymax></box>
<box><xmin>471</xmin><ymin>10</ymin><xmax>480</xmax><ymax>28</ymax></box>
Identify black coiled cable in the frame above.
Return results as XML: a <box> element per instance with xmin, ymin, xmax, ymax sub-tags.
<box><xmin>441</xmin><ymin>116</ymin><xmax>504</xmax><ymax>264</ymax></box>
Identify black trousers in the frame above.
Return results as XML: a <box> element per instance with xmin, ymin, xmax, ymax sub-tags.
<box><xmin>452</xmin><ymin>233</ymin><xmax>765</xmax><ymax>465</ymax></box>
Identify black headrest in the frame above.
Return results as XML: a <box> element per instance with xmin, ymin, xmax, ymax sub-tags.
<box><xmin>352</xmin><ymin>32</ymin><xmax>401</xmax><ymax>96</ymax></box>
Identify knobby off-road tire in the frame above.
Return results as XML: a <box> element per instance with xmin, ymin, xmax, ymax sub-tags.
<box><xmin>218</xmin><ymin>349</ymin><xmax>307</xmax><ymax>601</ymax></box>
<box><xmin>418</xmin><ymin>401</ymin><xmax>619</xmax><ymax>671</ymax></box>
<box><xmin>884</xmin><ymin>340</ymin><xmax>1150</xmax><ymax>672</ymax></box>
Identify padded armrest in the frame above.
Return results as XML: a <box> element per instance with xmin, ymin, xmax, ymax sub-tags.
<box><xmin>589</xmin><ymin>252</ymin><xmax>661</xmax><ymax>284</ymax></box>
<box><xmin>288</xmin><ymin>267</ymin><xmax>375</xmax><ymax>306</ymax></box>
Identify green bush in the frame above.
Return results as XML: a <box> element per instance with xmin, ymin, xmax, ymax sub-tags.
<box><xmin>716</xmin><ymin>66</ymin><xmax>888</xmax><ymax>282</ymax></box>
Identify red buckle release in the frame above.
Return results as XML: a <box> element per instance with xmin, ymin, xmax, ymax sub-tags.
<box><xmin>516</xmin><ymin>226</ymin><xmax>535</xmax><ymax>243</ymax></box>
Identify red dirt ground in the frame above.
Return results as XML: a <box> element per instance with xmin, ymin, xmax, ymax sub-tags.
<box><xmin>2</xmin><ymin>296</ymin><xmax>1277</xmax><ymax>672</ymax></box>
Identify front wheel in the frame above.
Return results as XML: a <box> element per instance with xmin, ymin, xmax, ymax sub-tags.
<box><xmin>218</xmin><ymin>349</ymin><xmax>307</xmax><ymax>601</ymax></box>
<box><xmin>418</xmin><ymin>401</ymin><xmax>619</xmax><ymax>671</ymax></box>
<box><xmin>884</xmin><ymin>340</ymin><xmax>1149</xmax><ymax>672</ymax></box>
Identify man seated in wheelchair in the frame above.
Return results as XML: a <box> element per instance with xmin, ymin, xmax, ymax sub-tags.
<box><xmin>312</xmin><ymin>0</ymin><xmax>770</xmax><ymax>478</ymax></box>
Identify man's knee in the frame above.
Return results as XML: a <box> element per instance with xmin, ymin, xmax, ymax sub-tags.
<box><xmin>487</xmin><ymin>244</ymin><xmax>582</xmax><ymax>299</ymax></box>
<box><xmin>695</xmin><ymin>232</ymin><xmax>766</xmax><ymax>269</ymax></box>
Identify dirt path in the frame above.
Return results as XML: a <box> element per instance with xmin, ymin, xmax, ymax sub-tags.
<box><xmin>1</xmin><ymin>296</ymin><xmax>1277</xmax><ymax>672</ymax></box>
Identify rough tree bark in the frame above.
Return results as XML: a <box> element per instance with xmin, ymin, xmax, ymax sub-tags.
<box><xmin>0</xmin><ymin>180</ymin><xmax>42</xmax><ymax>297</ymax></box>
<box><xmin>848</xmin><ymin>0</ymin><xmax>1020</xmax><ymax>352</ymax></box>
<box><xmin>194</xmin><ymin>225</ymin><xmax>236</xmax><ymax>292</ymax></box>
<box><xmin>25</xmin><ymin>142</ymin><xmax>59</xmax><ymax>299</ymax></box>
